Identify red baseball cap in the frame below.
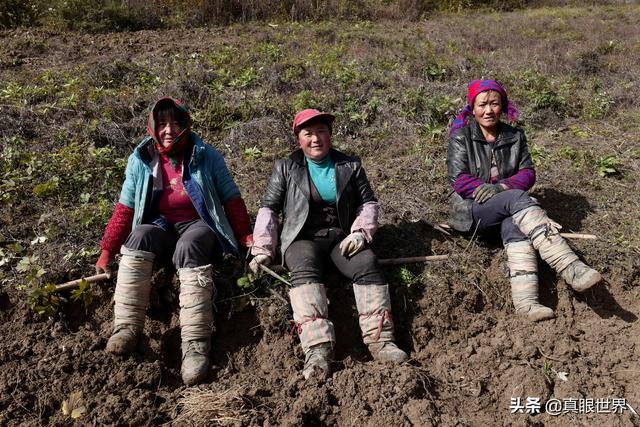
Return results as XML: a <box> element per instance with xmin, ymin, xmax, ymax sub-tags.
<box><xmin>291</xmin><ymin>109</ymin><xmax>335</xmax><ymax>134</ymax></box>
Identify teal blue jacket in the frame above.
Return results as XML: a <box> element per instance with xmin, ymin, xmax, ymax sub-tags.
<box><xmin>119</xmin><ymin>133</ymin><xmax>241</xmax><ymax>254</ymax></box>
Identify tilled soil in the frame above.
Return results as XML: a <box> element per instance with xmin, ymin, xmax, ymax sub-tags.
<box><xmin>2</xmin><ymin>7</ymin><xmax>640</xmax><ymax>426</ymax></box>
<box><xmin>1</xmin><ymin>239</ymin><xmax>638</xmax><ymax>426</ymax></box>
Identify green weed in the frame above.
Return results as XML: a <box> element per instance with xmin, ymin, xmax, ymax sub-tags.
<box><xmin>292</xmin><ymin>90</ymin><xmax>327</xmax><ymax>113</ymax></box>
<box><xmin>519</xmin><ymin>69</ymin><xmax>567</xmax><ymax>113</ymax></box>
<box><xmin>32</xmin><ymin>177</ymin><xmax>60</xmax><ymax>197</ymax></box>
<box><xmin>570</xmin><ymin>125</ymin><xmax>589</xmax><ymax>138</ymax></box>
<box><xmin>16</xmin><ymin>255</ymin><xmax>46</xmax><ymax>289</ymax></box>
<box><xmin>583</xmin><ymin>90</ymin><xmax>614</xmax><ymax>119</ymax></box>
<box><xmin>420</xmin><ymin>123</ymin><xmax>445</xmax><ymax>142</ymax></box>
<box><xmin>529</xmin><ymin>89</ymin><xmax>566</xmax><ymax>112</ymax></box>
<box><xmin>28</xmin><ymin>284</ymin><xmax>59</xmax><ymax>318</ymax></box>
<box><xmin>243</xmin><ymin>146</ymin><xmax>263</xmax><ymax>160</ymax></box>
<box><xmin>70</xmin><ymin>279</ymin><xmax>94</xmax><ymax>309</ymax></box>
<box><xmin>529</xmin><ymin>144</ymin><xmax>547</xmax><ymax>166</ymax></box>
<box><xmin>391</xmin><ymin>266</ymin><xmax>418</xmax><ymax>289</ymax></box>
<box><xmin>257</xmin><ymin>42</ymin><xmax>283</xmax><ymax>62</ymax></box>
<box><xmin>595</xmin><ymin>155</ymin><xmax>621</xmax><ymax>177</ymax></box>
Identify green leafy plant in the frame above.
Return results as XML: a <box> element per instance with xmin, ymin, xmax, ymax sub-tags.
<box><xmin>0</xmin><ymin>242</ymin><xmax>24</xmax><ymax>268</ymax></box>
<box><xmin>236</xmin><ymin>274</ymin><xmax>257</xmax><ymax>291</ymax></box>
<box><xmin>529</xmin><ymin>144</ymin><xmax>547</xmax><ymax>166</ymax></box>
<box><xmin>420</xmin><ymin>122</ymin><xmax>445</xmax><ymax>141</ymax></box>
<box><xmin>16</xmin><ymin>255</ymin><xmax>46</xmax><ymax>289</ymax></box>
<box><xmin>391</xmin><ymin>266</ymin><xmax>418</xmax><ymax>289</ymax></box>
<box><xmin>28</xmin><ymin>284</ymin><xmax>59</xmax><ymax>318</ymax></box>
<box><xmin>595</xmin><ymin>155</ymin><xmax>621</xmax><ymax>177</ymax></box>
<box><xmin>243</xmin><ymin>146</ymin><xmax>263</xmax><ymax>160</ymax></box>
<box><xmin>32</xmin><ymin>177</ymin><xmax>60</xmax><ymax>197</ymax></box>
<box><xmin>70</xmin><ymin>279</ymin><xmax>93</xmax><ymax>309</ymax></box>
<box><xmin>583</xmin><ymin>90</ymin><xmax>614</xmax><ymax>119</ymax></box>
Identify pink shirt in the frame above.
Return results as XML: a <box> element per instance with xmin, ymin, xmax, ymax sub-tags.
<box><xmin>158</xmin><ymin>154</ymin><xmax>199</xmax><ymax>224</ymax></box>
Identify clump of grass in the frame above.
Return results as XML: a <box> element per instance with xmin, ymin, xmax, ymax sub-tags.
<box><xmin>174</xmin><ymin>386</ymin><xmax>258</xmax><ymax>426</ymax></box>
<box><xmin>595</xmin><ymin>154</ymin><xmax>622</xmax><ymax>177</ymax></box>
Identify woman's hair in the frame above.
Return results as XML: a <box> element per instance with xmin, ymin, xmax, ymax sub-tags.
<box><xmin>155</xmin><ymin>101</ymin><xmax>189</xmax><ymax>129</ymax></box>
<box><xmin>294</xmin><ymin>117</ymin><xmax>333</xmax><ymax>137</ymax></box>
<box><xmin>449</xmin><ymin>79</ymin><xmax>519</xmax><ymax>135</ymax></box>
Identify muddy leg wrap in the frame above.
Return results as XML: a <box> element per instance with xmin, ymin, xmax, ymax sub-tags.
<box><xmin>289</xmin><ymin>283</ymin><xmax>334</xmax><ymax>379</ymax></box>
<box><xmin>353</xmin><ymin>284</ymin><xmax>408</xmax><ymax>363</ymax></box>
<box><xmin>107</xmin><ymin>246</ymin><xmax>155</xmax><ymax>355</ymax></box>
<box><xmin>512</xmin><ymin>206</ymin><xmax>577</xmax><ymax>272</ymax></box>
<box><xmin>512</xmin><ymin>206</ymin><xmax>601</xmax><ymax>291</ymax></box>
<box><xmin>178</xmin><ymin>264</ymin><xmax>214</xmax><ymax>386</ymax></box>
<box><xmin>506</xmin><ymin>241</ymin><xmax>554</xmax><ymax>322</ymax></box>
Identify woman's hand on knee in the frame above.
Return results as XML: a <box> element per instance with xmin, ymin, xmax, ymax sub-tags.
<box><xmin>339</xmin><ymin>232</ymin><xmax>366</xmax><ymax>257</ymax></box>
<box><xmin>473</xmin><ymin>183</ymin><xmax>506</xmax><ymax>204</ymax></box>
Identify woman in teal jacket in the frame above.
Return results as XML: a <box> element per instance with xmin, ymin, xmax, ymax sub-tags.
<box><xmin>95</xmin><ymin>97</ymin><xmax>252</xmax><ymax>386</ymax></box>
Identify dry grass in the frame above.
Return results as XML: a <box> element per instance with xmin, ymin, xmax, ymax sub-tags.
<box><xmin>174</xmin><ymin>385</ymin><xmax>258</xmax><ymax>426</ymax></box>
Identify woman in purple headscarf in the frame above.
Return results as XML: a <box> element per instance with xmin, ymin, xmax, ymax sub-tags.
<box><xmin>447</xmin><ymin>80</ymin><xmax>601</xmax><ymax>322</ymax></box>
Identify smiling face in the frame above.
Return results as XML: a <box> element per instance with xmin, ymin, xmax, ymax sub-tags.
<box><xmin>297</xmin><ymin>121</ymin><xmax>332</xmax><ymax>161</ymax></box>
<box><xmin>156</xmin><ymin>110</ymin><xmax>182</xmax><ymax>148</ymax></box>
<box><xmin>472</xmin><ymin>90</ymin><xmax>503</xmax><ymax>134</ymax></box>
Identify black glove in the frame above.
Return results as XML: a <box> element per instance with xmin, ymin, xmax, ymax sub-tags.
<box><xmin>473</xmin><ymin>184</ymin><xmax>504</xmax><ymax>204</ymax></box>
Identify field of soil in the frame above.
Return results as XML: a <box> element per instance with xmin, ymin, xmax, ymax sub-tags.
<box><xmin>1</xmin><ymin>4</ymin><xmax>639</xmax><ymax>426</ymax></box>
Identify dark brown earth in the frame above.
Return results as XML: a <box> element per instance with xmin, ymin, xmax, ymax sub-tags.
<box><xmin>1</xmin><ymin>5</ymin><xmax>640</xmax><ymax>426</ymax></box>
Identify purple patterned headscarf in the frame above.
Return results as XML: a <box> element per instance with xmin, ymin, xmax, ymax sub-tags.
<box><xmin>449</xmin><ymin>79</ymin><xmax>519</xmax><ymax>135</ymax></box>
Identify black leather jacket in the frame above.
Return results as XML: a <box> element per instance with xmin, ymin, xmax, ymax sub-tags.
<box><xmin>261</xmin><ymin>149</ymin><xmax>377</xmax><ymax>257</ymax></box>
<box><xmin>446</xmin><ymin>121</ymin><xmax>535</xmax><ymax>232</ymax></box>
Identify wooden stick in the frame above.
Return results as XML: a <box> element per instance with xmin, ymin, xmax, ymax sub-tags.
<box><xmin>55</xmin><ymin>272</ymin><xmax>112</xmax><ymax>292</ymax></box>
<box><xmin>378</xmin><ymin>255</ymin><xmax>449</xmax><ymax>265</ymax></box>
<box><xmin>437</xmin><ymin>223</ymin><xmax>597</xmax><ymax>240</ymax></box>
<box><xmin>559</xmin><ymin>233</ymin><xmax>597</xmax><ymax>240</ymax></box>
<box><xmin>53</xmin><ymin>252</ymin><xmax>449</xmax><ymax>295</ymax></box>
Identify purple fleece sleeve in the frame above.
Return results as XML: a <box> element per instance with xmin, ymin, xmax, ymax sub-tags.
<box><xmin>499</xmin><ymin>167</ymin><xmax>536</xmax><ymax>191</ymax></box>
<box><xmin>453</xmin><ymin>173</ymin><xmax>486</xmax><ymax>199</ymax></box>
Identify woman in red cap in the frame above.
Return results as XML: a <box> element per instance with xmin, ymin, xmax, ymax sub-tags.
<box><xmin>95</xmin><ymin>97</ymin><xmax>253</xmax><ymax>385</ymax></box>
<box><xmin>447</xmin><ymin>80</ymin><xmax>601</xmax><ymax>321</ymax></box>
<box><xmin>250</xmin><ymin>109</ymin><xmax>408</xmax><ymax>379</ymax></box>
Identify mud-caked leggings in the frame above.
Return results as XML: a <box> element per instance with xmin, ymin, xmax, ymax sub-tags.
<box><xmin>116</xmin><ymin>219</ymin><xmax>220</xmax><ymax>381</ymax></box>
<box><xmin>471</xmin><ymin>189</ymin><xmax>555</xmax><ymax>317</ymax></box>
<box><xmin>284</xmin><ymin>227</ymin><xmax>397</xmax><ymax>357</ymax></box>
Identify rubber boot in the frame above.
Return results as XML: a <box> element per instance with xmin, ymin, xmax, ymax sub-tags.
<box><xmin>506</xmin><ymin>241</ymin><xmax>554</xmax><ymax>322</ymax></box>
<box><xmin>512</xmin><ymin>206</ymin><xmax>601</xmax><ymax>292</ymax></box>
<box><xmin>178</xmin><ymin>265</ymin><xmax>214</xmax><ymax>386</ymax></box>
<box><xmin>289</xmin><ymin>283</ymin><xmax>335</xmax><ymax>380</ymax></box>
<box><xmin>353</xmin><ymin>284</ymin><xmax>408</xmax><ymax>363</ymax></box>
<box><xmin>106</xmin><ymin>246</ymin><xmax>155</xmax><ymax>355</ymax></box>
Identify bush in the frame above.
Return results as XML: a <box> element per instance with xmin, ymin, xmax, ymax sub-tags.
<box><xmin>0</xmin><ymin>0</ymin><xmax>41</xmax><ymax>29</ymax></box>
<box><xmin>42</xmin><ymin>0</ymin><xmax>162</xmax><ymax>32</ymax></box>
<box><xmin>1</xmin><ymin>0</ymin><xmax>623</xmax><ymax>32</ymax></box>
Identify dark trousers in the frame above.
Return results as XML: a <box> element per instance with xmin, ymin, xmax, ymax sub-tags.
<box><xmin>124</xmin><ymin>219</ymin><xmax>221</xmax><ymax>269</ymax></box>
<box><xmin>471</xmin><ymin>189</ymin><xmax>538</xmax><ymax>244</ymax></box>
<box><xmin>284</xmin><ymin>227</ymin><xmax>385</xmax><ymax>287</ymax></box>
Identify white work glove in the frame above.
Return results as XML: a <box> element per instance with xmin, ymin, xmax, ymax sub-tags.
<box><xmin>339</xmin><ymin>232</ymin><xmax>366</xmax><ymax>257</ymax></box>
<box><xmin>249</xmin><ymin>254</ymin><xmax>272</xmax><ymax>274</ymax></box>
